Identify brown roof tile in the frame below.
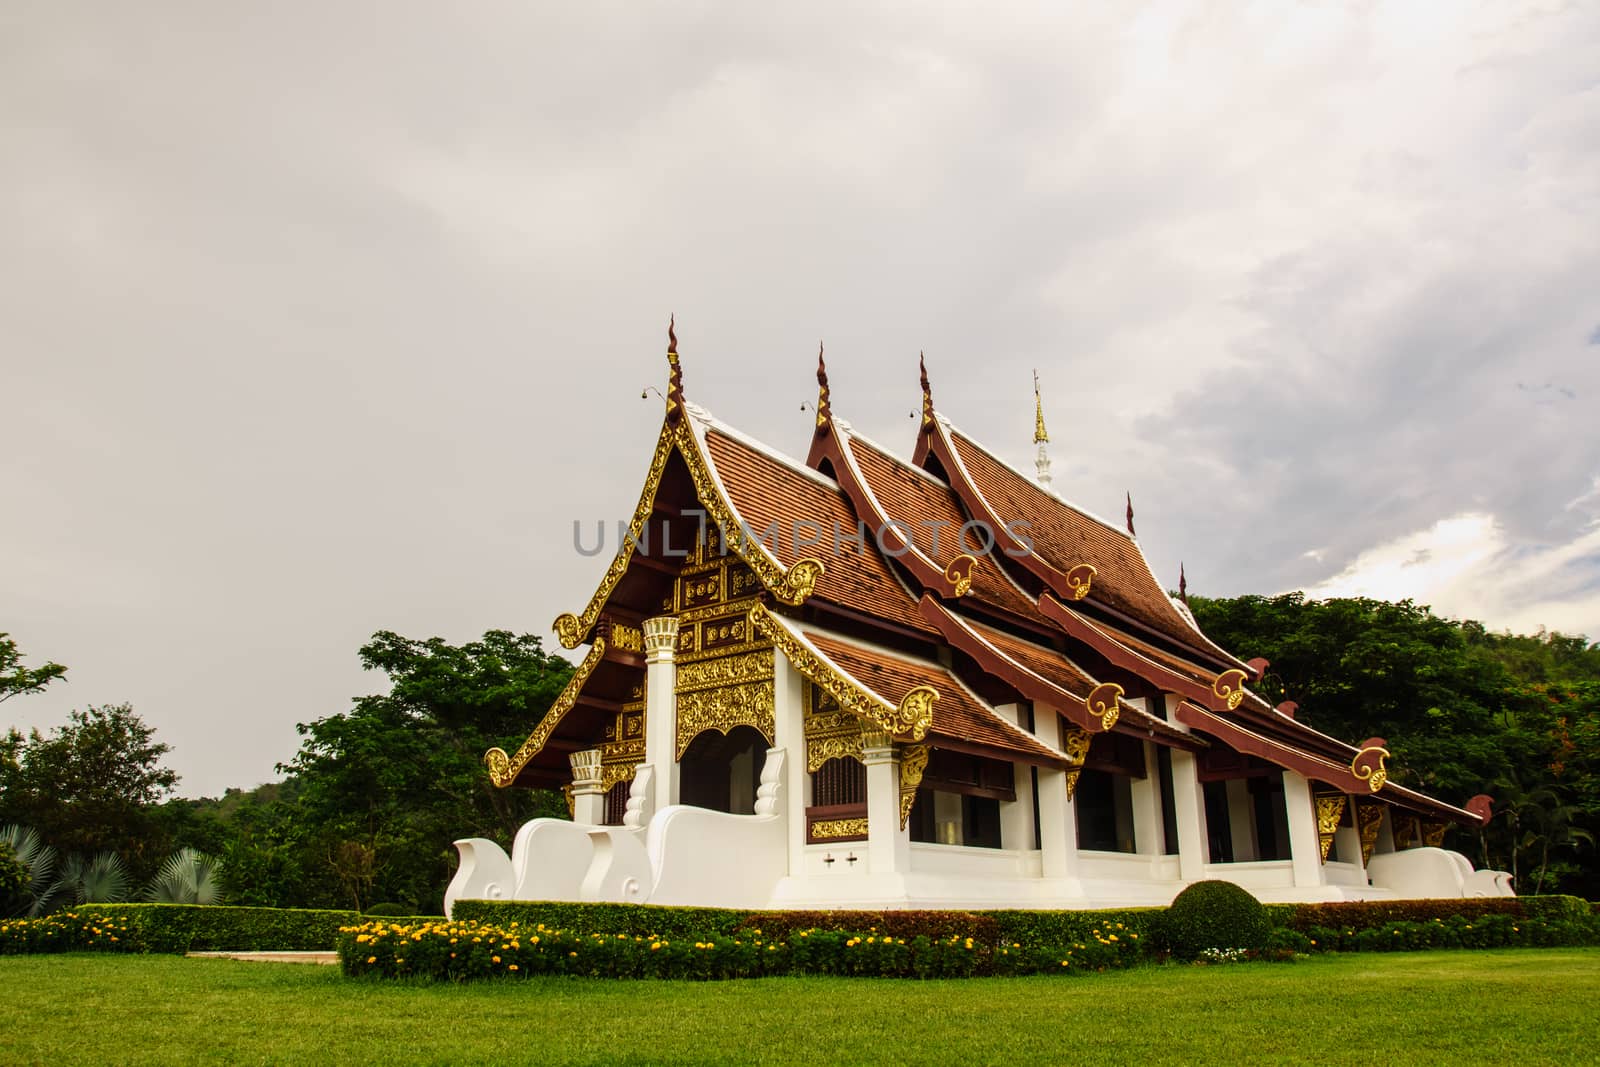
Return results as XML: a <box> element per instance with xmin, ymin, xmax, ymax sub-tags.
<box><xmin>946</xmin><ymin>425</ymin><xmax>1245</xmax><ymax>667</ymax></box>
<box><xmin>704</xmin><ymin>428</ymin><xmax>934</xmax><ymax>635</ymax></box>
<box><xmin>843</xmin><ymin>431</ymin><xmax>1039</xmax><ymax>620</ymax></box>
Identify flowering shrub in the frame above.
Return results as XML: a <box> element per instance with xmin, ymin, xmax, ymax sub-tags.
<box><xmin>0</xmin><ymin>911</ymin><xmax>138</xmax><ymax>955</ymax></box>
<box><xmin>336</xmin><ymin>919</ymin><xmax>1148</xmax><ymax>982</ymax></box>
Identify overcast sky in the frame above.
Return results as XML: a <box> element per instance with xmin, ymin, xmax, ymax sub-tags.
<box><xmin>4</xmin><ymin>2</ymin><xmax>1597</xmax><ymax>798</ymax></box>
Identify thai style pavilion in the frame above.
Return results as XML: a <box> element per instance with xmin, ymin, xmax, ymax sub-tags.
<box><xmin>445</xmin><ymin>329</ymin><xmax>1510</xmax><ymax>914</ymax></box>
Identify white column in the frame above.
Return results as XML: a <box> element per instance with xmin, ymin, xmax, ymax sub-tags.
<box><xmin>1226</xmin><ymin>779</ymin><xmax>1259</xmax><ymax>862</ymax></box>
<box><xmin>569</xmin><ymin>749</ymin><xmax>606</xmax><ymax>826</ymax></box>
<box><xmin>1001</xmin><ymin>761</ymin><xmax>1036</xmax><ymax>851</ymax></box>
<box><xmin>771</xmin><ymin>651</ymin><xmax>809</xmax><ymax>875</ymax></box>
<box><xmin>1034</xmin><ymin>709</ymin><xmax>1078</xmax><ymax>880</ymax></box>
<box><xmin>643</xmin><ymin>616</ymin><xmax>681</xmax><ymax>816</ymax></box>
<box><xmin>863</xmin><ymin>733</ymin><xmax>909</xmax><ymax>876</ymax></box>
<box><xmin>1169</xmin><ymin>749</ymin><xmax>1208</xmax><ymax>882</ymax></box>
<box><xmin>1130</xmin><ymin>738</ymin><xmax>1164</xmax><ymax>857</ymax></box>
<box><xmin>1281</xmin><ymin>771</ymin><xmax>1325</xmax><ymax>889</ymax></box>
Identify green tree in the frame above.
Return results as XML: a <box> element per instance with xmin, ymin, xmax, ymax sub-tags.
<box><xmin>274</xmin><ymin>630</ymin><xmax>572</xmax><ymax>911</ymax></box>
<box><xmin>0</xmin><ymin>705</ymin><xmax>179</xmax><ymax>881</ymax></box>
<box><xmin>0</xmin><ymin>634</ymin><xmax>66</xmax><ymax>703</ymax></box>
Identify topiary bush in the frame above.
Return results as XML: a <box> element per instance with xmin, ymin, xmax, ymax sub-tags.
<box><xmin>1161</xmin><ymin>880</ymin><xmax>1271</xmax><ymax>960</ymax></box>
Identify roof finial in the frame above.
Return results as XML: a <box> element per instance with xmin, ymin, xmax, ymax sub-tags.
<box><xmin>919</xmin><ymin>352</ymin><xmax>934</xmax><ymax>430</ymax></box>
<box><xmin>1033</xmin><ymin>369</ymin><xmax>1049</xmax><ymax>445</ymax></box>
<box><xmin>1125</xmin><ymin>492</ymin><xmax>1136</xmax><ymax>537</ymax></box>
<box><xmin>1032</xmin><ymin>369</ymin><xmax>1053</xmax><ymax>489</ymax></box>
<box><xmin>815</xmin><ymin>341</ymin><xmax>830</xmax><ymax>430</ymax></box>
<box><xmin>1179</xmin><ymin>562</ymin><xmax>1188</xmax><ymax>605</ymax></box>
<box><xmin>666</xmin><ymin>314</ymin><xmax>684</xmax><ymax>424</ymax></box>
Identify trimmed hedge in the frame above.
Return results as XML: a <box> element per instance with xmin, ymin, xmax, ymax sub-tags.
<box><xmin>451</xmin><ymin>901</ymin><xmax>751</xmax><ymax>940</ymax></box>
<box><xmin>734</xmin><ymin>910</ymin><xmax>1002</xmax><ymax>943</ymax></box>
<box><xmin>77</xmin><ymin>904</ymin><xmax>361</xmax><ymax>953</ymax></box>
<box><xmin>338</xmin><ymin>918</ymin><xmax>1140</xmax><ymax>981</ymax></box>
<box><xmin>1274</xmin><ymin>896</ymin><xmax>1592</xmax><ymax>933</ymax></box>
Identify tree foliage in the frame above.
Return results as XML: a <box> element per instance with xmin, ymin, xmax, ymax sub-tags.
<box><xmin>218</xmin><ymin>630</ymin><xmax>573</xmax><ymax>911</ymax></box>
<box><xmin>0</xmin><ymin>705</ymin><xmax>179</xmax><ymax>881</ymax></box>
<box><xmin>0</xmin><ymin>634</ymin><xmax>66</xmax><ymax>704</ymax></box>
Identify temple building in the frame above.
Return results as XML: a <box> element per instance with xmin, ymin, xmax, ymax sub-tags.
<box><xmin>445</xmin><ymin>329</ymin><xmax>1511</xmax><ymax>914</ymax></box>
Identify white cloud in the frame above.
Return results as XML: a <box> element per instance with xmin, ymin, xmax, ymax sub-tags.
<box><xmin>1302</xmin><ymin>511</ymin><xmax>1600</xmax><ymax>638</ymax></box>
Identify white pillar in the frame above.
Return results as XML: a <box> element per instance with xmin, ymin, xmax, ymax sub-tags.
<box><xmin>1225</xmin><ymin>779</ymin><xmax>1258</xmax><ymax>862</ymax></box>
<box><xmin>570</xmin><ymin>749</ymin><xmax>606</xmax><ymax>826</ymax></box>
<box><xmin>1281</xmin><ymin>771</ymin><xmax>1325</xmax><ymax>889</ymax></box>
<box><xmin>771</xmin><ymin>651</ymin><xmax>809</xmax><ymax>875</ymax></box>
<box><xmin>1169</xmin><ymin>749</ymin><xmax>1208</xmax><ymax>882</ymax></box>
<box><xmin>863</xmin><ymin>733</ymin><xmax>909</xmax><ymax>876</ymax></box>
<box><xmin>643</xmin><ymin>616</ymin><xmax>681</xmax><ymax>815</ymax></box>
<box><xmin>1034</xmin><ymin>710</ymin><xmax>1078</xmax><ymax>881</ymax></box>
<box><xmin>1130</xmin><ymin>739</ymin><xmax>1164</xmax><ymax>857</ymax></box>
<box><xmin>1001</xmin><ymin>761</ymin><xmax>1036</xmax><ymax>851</ymax></box>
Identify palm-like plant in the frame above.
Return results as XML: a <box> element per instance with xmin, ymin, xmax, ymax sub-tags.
<box><xmin>1</xmin><ymin>824</ymin><xmax>63</xmax><ymax>917</ymax></box>
<box><xmin>59</xmin><ymin>851</ymin><xmax>133</xmax><ymax>905</ymax></box>
<box><xmin>143</xmin><ymin>848</ymin><xmax>225</xmax><ymax>905</ymax></box>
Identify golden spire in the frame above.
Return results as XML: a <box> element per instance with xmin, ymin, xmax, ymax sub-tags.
<box><xmin>666</xmin><ymin>314</ymin><xmax>684</xmax><ymax>424</ymax></box>
<box><xmin>919</xmin><ymin>352</ymin><xmax>934</xmax><ymax>430</ymax></box>
<box><xmin>1033</xmin><ymin>369</ymin><xmax>1049</xmax><ymax>444</ymax></box>
<box><xmin>815</xmin><ymin>341</ymin><xmax>830</xmax><ymax>430</ymax></box>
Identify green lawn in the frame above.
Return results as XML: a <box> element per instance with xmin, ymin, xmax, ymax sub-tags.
<box><xmin>2</xmin><ymin>949</ymin><xmax>1597</xmax><ymax>1065</ymax></box>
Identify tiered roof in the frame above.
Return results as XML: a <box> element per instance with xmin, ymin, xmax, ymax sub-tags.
<box><xmin>489</xmin><ymin>333</ymin><xmax>1484</xmax><ymax>828</ymax></box>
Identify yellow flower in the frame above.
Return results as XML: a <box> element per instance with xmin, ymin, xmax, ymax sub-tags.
<box><xmin>508</xmin><ymin>964</ymin><xmax>519</xmax><ymax>972</ymax></box>
<box><xmin>367</xmin><ymin>956</ymin><xmax>376</xmax><ymax>964</ymax></box>
<box><xmin>650</xmin><ymin>942</ymin><xmax>661</xmax><ymax>951</ymax></box>
<box><xmin>492</xmin><ymin>956</ymin><xmax>501</xmax><ymax>964</ymax></box>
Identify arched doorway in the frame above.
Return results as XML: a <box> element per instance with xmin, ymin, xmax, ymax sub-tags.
<box><xmin>679</xmin><ymin>725</ymin><xmax>768</xmax><ymax>814</ymax></box>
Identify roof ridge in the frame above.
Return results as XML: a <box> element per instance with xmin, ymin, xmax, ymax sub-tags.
<box><xmin>840</xmin><ymin>421</ymin><xmax>954</xmax><ymax>490</ymax></box>
<box><xmin>944</xmin><ymin>420</ymin><xmax>1129</xmax><ymax>539</ymax></box>
<box><xmin>688</xmin><ymin>404</ymin><xmax>842</xmax><ymax>492</ymax></box>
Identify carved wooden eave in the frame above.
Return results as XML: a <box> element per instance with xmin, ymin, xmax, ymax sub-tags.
<box><xmin>753</xmin><ymin>604</ymin><xmax>1071</xmax><ymax>768</ymax></box>
<box><xmin>749</xmin><ymin>602</ymin><xmax>934</xmax><ymax>741</ymax></box>
<box><xmin>1037</xmin><ymin>592</ymin><xmax>1250</xmax><ymax>715</ymax></box>
<box><xmin>1173</xmin><ymin>701</ymin><xmax>1485</xmax><ymax>827</ymax></box>
<box><xmin>916</xmin><ymin>594</ymin><xmax>1201</xmax><ymax>751</ymax></box>
<box><xmin>552</xmin><ymin>408</ymin><xmax>825</xmax><ymax>652</ymax></box>
<box><xmin>486</xmin><ymin>637</ymin><xmax>611</xmax><ymax>789</ymax></box>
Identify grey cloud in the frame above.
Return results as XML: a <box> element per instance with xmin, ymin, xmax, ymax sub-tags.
<box><xmin>3</xmin><ymin>2</ymin><xmax>1597</xmax><ymax>795</ymax></box>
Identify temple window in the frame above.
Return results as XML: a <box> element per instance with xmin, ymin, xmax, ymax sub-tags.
<box><xmin>1156</xmin><ymin>747</ymin><xmax>1180</xmax><ymax>855</ymax></box>
<box><xmin>811</xmin><ymin>757</ymin><xmax>866</xmax><ymax>807</ymax></box>
<box><xmin>907</xmin><ymin>749</ymin><xmax>1013</xmax><ymax>849</ymax></box>
<box><xmin>1075</xmin><ymin>770</ymin><xmax>1136</xmax><ymax>853</ymax></box>
<box><xmin>602</xmin><ymin>780</ymin><xmax>631</xmax><ymax>826</ymax></box>
<box><xmin>1074</xmin><ymin>732</ymin><xmax>1145</xmax><ymax>854</ymax></box>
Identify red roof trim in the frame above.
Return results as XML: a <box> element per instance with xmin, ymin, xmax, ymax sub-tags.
<box><xmin>1174</xmin><ymin>701</ymin><xmax>1483</xmax><ymax>826</ymax></box>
